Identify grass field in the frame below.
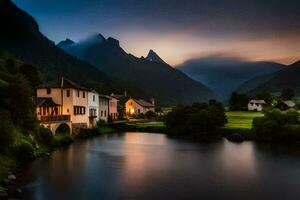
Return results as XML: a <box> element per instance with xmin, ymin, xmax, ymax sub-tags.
<box><xmin>125</xmin><ymin>111</ymin><xmax>264</xmax><ymax>130</ymax></box>
<box><xmin>225</xmin><ymin>111</ymin><xmax>264</xmax><ymax>129</ymax></box>
<box><xmin>126</xmin><ymin>121</ymin><xmax>165</xmax><ymax>128</ymax></box>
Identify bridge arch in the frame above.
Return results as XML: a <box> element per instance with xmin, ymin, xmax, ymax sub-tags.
<box><xmin>55</xmin><ymin>123</ymin><xmax>71</xmax><ymax>135</ymax></box>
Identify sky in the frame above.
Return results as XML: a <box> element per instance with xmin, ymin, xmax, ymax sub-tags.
<box><xmin>13</xmin><ymin>0</ymin><xmax>300</xmax><ymax>66</ymax></box>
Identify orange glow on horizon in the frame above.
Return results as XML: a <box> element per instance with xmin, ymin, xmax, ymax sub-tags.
<box><xmin>119</xmin><ymin>31</ymin><xmax>300</xmax><ymax>66</ymax></box>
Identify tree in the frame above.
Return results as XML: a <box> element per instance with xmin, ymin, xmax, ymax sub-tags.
<box><xmin>252</xmin><ymin>109</ymin><xmax>300</xmax><ymax>141</ymax></box>
<box><xmin>19</xmin><ymin>63</ymin><xmax>42</xmax><ymax>87</ymax></box>
<box><xmin>5</xmin><ymin>58</ymin><xmax>18</xmax><ymax>74</ymax></box>
<box><xmin>7</xmin><ymin>75</ymin><xmax>36</xmax><ymax>133</ymax></box>
<box><xmin>165</xmin><ymin>101</ymin><xmax>226</xmax><ymax>140</ymax></box>
<box><xmin>229</xmin><ymin>92</ymin><xmax>249</xmax><ymax>111</ymax></box>
<box><xmin>256</xmin><ymin>91</ymin><xmax>273</xmax><ymax>105</ymax></box>
<box><xmin>0</xmin><ymin>110</ymin><xmax>15</xmax><ymax>151</ymax></box>
<box><xmin>281</xmin><ymin>88</ymin><xmax>295</xmax><ymax>100</ymax></box>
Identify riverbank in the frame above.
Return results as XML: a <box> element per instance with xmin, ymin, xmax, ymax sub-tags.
<box><xmin>0</xmin><ymin>124</ymin><xmax>115</xmax><ymax>199</ymax></box>
<box><xmin>112</xmin><ymin>121</ymin><xmax>166</xmax><ymax>133</ymax></box>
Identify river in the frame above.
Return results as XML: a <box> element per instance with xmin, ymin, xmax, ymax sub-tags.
<box><xmin>16</xmin><ymin>132</ymin><xmax>300</xmax><ymax>200</ymax></box>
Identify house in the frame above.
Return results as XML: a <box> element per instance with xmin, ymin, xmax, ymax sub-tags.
<box><xmin>88</xmin><ymin>90</ymin><xmax>99</xmax><ymax>128</ymax></box>
<box><xmin>99</xmin><ymin>94</ymin><xmax>110</xmax><ymax>122</ymax></box>
<box><xmin>125</xmin><ymin>98</ymin><xmax>155</xmax><ymax>115</ymax></box>
<box><xmin>36</xmin><ymin>78</ymin><xmax>90</xmax><ymax>134</ymax></box>
<box><xmin>109</xmin><ymin>96</ymin><xmax>119</xmax><ymax>120</ymax></box>
<box><xmin>248</xmin><ymin>100</ymin><xmax>266</xmax><ymax>111</ymax></box>
<box><xmin>276</xmin><ymin>100</ymin><xmax>296</xmax><ymax>111</ymax></box>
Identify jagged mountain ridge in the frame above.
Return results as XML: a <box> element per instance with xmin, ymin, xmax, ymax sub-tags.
<box><xmin>58</xmin><ymin>35</ymin><xmax>216</xmax><ymax>105</ymax></box>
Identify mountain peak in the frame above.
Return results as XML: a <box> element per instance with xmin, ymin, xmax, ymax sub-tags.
<box><xmin>107</xmin><ymin>37</ymin><xmax>120</xmax><ymax>47</ymax></box>
<box><xmin>146</xmin><ymin>49</ymin><xmax>165</xmax><ymax>64</ymax></box>
<box><xmin>57</xmin><ymin>38</ymin><xmax>75</xmax><ymax>48</ymax></box>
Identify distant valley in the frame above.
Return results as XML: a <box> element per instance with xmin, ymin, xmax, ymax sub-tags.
<box><xmin>178</xmin><ymin>57</ymin><xmax>285</xmax><ymax>100</ymax></box>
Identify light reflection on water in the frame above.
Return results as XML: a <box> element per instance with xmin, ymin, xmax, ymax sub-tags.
<box><xmin>17</xmin><ymin>132</ymin><xmax>300</xmax><ymax>200</ymax></box>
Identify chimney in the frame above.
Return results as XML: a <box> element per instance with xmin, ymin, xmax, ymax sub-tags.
<box><xmin>124</xmin><ymin>90</ymin><xmax>127</xmax><ymax>97</ymax></box>
<box><xmin>150</xmin><ymin>98</ymin><xmax>155</xmax><ymax>106</ymax></box>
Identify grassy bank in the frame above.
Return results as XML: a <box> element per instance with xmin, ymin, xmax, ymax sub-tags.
<box><xmin>225</xmin><ymin>111</ymin><xmax>264</xmax><ymax>129</ymax></box>
<box><xmin>114</xmin><ymin>121</ymin><xmax>166</xmax><ymax>133</ymax></box>
<box><xmin>0</xmin><ymin>124</ymin><xmax>116</xmax><ymax>196</ymax></box>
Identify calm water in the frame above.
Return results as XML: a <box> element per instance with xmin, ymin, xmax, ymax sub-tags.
<box><xmin>17</xmin><ymin>132</ymin><xmax>300</xmax><ymax>200</ymax></box>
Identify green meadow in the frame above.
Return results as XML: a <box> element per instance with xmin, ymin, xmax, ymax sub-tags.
<box><xmin>126</xmin><ymin>111</ymin><xmax>264</xmax><ymax>130</ymax></box>
<box><xmin>225</xmin><ymin>111</ymin><xmax>264</xmax><ymax>129</ymax></box>
<box><xmin>126</xmin><ymin>121</ymin><xmax>165</xmax><ymax>128</ymax></box>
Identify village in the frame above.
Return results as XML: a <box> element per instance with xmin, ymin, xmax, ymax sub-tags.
<box><xmin>34</xmin><ymin>77</ymin><xmax>300</xmax><ymax>137</ymax></box>
<box><xmin>35</xmin><ymin>77</ymin><xmax>156</xmax><ymax>134</ymax></box>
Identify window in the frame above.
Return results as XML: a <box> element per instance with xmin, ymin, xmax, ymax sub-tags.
<box><xmin>104</xmin><ymin>111</ymin><xmax>106</xmax><ymax>117</ymax></box>
<box><xmin>89</xmin><ymin>109</ymin><xmax>96</xmax><ymax>117</ymax></box>
<box><xmin>74</xmin><ymin>106</ymin><xmax>86</xmax><ymax>115</ymax></box>
<box><xmin>46</xmin><ymin>88</ymin><xmax>51</xmax><ymax>94</ymax></box>
<box><xmin>66</xmin><ymin>90</ymin><xmax>70</xmax><ymax>97</ymax></box>
<box><xmin>93</xmin><ymin>95</ymin><xmax>95</xmax><ymax>102</ymax></box>
<box><xmin>77</xmin><ymin>90</ymin><xmax>80</xmax><ymax>97</ymax></box>
<box><xmin>138</xmin><ymin>109</ymin><xmax>140</xmax><ymax>114</ymax></box>
<box><xmin>83</xmin><ymin>92</ymin><xmax>85</xmax><ymax>98</ymax></box>
<box><xmin>101</xmin><ymin>110</ymin><xmax>103</xmax><ymax>117</ymax></box>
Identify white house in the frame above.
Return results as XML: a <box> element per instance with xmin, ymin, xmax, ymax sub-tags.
<box><xmin>36</xmin><ymin>78</ymin><xmax>90</xmax><ymax>134</ymax></box>
<box><xmin>248</xmin><ymin>100</ymin><xmax>266</xmax><ymax>111</ymax></box>
<box><xmin>125</xmin><ymin>98</ymin><xmax>155</xmax><ymax>115</ymax></box>
<box><xmin>99</xmin><ymin>94</ymin><xmax>110</xmax><ymax>122</ymax></box>
<box><xmin>88</xmin><ymin>90</ymin><xmax>99</xmax><ymax>128</ymax></box>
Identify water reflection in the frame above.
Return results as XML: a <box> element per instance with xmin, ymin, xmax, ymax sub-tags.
<box><xmin>16</xmin><ymin>132</ymin><xmax>300</xmax><ymax>200</ymax></box>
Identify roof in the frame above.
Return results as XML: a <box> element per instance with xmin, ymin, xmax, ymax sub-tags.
<box><xmin>110</xmin><ymin>94</ymin><xmax>126</xmax><ymax>100</ymax></box>
<box><xmin>249</xmin><ymin>100</ymin><xmax>266</xmax><ymax>104</ymax></box>
<box><xmin>283</xmin><ymin>100</ymin><xmax>296</xmax><ymax>107</ymax></box>
<box><xmin>37</xmin><ymin>78</ymin><xmax>89</xmax><ymax>91</ymax></box>
<box><xmin>131</xmin><ymin>98</ymin><xmax>154</xmax><ymax>107</ymax></box>
<box><xmin>99</xmin><ymin>94</ymin><xmax>111</xmax><ymax>99</ymax></box>
<box><xmin>34</xmin><ymin>97</ymin><xmax>60</xmax><ymax>107</ymax></box>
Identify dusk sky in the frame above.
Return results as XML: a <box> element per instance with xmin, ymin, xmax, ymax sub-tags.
<box><xmin>13</xmin><ymin>0</ymin><xmax>300</xmax><ymax>66</ymax></box>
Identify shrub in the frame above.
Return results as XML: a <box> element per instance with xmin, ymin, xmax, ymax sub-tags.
<box><xmin>145</xmin><ymin>111</ymin><xmax>156</xmax><ymax>119</ymax></box>
<box><xmin>0</xmin><ymin>111</ymin><xmax>15</xmax><ymax>151</ymax></box>
<box><xmin>13</xmin><ymin>140</ymin><xmax>35</xmax><ymax>162</ymax></box>
<box><xmin>54</xmin><ymin>134</ymin><xmax>73</xmax><ymax>147</ymax></box>
<box><xmin>34</xmin><ymin>126</ymin><xmax>54</xmax><ymax>147</ymax></box>
<box><xmin>252</xmin><ymin>109</ymin><xmax>300</xmax><ymax>141</ymax></box>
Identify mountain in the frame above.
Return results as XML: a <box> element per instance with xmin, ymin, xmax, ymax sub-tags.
<box><xmin>146</xmin><ymin>49</ymin><xmax>166</xmax><ymax>64</ymax></box>
<box><xmin>248</xmin><ymin>60</ymin><xmax>300</xmax><ymax>95</ymax></box>
<box><xmin>57</xmin><ymin>38</ymin><xmax>75</xmax><ymax>48</ymax></box>
<box><xmin>58</xmin><ymin>35</ymin><xmax>215</xmax><ymax>105</ymax></box>
<box><xmin>236</xmin><ymin>72</ymin><xmax>280</xmax><ymax>94</ymax></box>
<box><xmin>178</xmin><ymin>57</ymin><xmax>284</xmax><ymax>100</ymax></box>
<box><xmin>0</xmin><ymin>0</ymin><xmax>125</xmax><ymax>94</ymax></box>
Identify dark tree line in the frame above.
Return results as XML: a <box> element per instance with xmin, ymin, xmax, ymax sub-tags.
<box><xmin>165</xmin><ymin>100</ymin><xmax>227</xmax><ymax>141</ymax></box>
